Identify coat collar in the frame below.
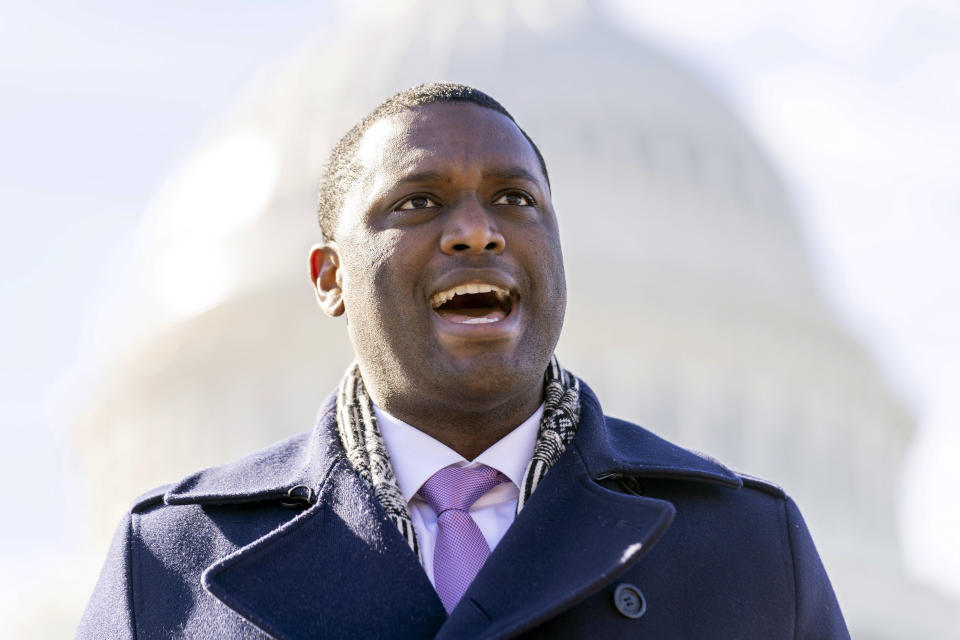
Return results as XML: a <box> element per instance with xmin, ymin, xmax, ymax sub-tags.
<box><xmin>574</xmin><ymin>380</ymin><xmax>742</xmax><ymax>489</ymax></box>
<box><xmin>167</xmin><ymin>379</ymin><xmax>743</xmax><ymax>640</ymax></box>
<box><xmin>163</xmin><ymin>381</ymin><xmax>740</xmax><ymax>508</ymax></box>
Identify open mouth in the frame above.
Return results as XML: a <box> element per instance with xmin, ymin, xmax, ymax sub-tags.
<box><xmin>429</xmin><ymin>283</ymin><xmax>515</xmax><ymax>325</ymax></box>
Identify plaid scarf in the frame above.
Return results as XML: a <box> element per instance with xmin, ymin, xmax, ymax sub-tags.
<box><xmin>335</xmin><ymin>355</ymin><xmax>581</xmax><ymax>559</ymax></box>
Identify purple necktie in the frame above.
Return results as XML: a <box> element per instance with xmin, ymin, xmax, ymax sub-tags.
<box><xmin>418</xmin><ymin>464</ymin><xmax>508</xmax><ymax>613</ymax></box>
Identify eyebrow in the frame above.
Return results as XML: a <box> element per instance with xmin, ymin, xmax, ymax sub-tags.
<box><xmin>482</xmin><ymin>167</ymin><xmax>543</xmax><ymax>184</ymax></box>
<box><xmin>395</xmin><ymin>171</ymin><xmax>452</xmax><ymax>186</ymax></box>
<box><xmin>395</xmin><ymin>167</ymin><xmax>544</xmax><ymax>187</ymax></box>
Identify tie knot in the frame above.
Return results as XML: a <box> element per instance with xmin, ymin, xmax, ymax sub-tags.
<box><xmin>418</xmin><ymin>464</ymin><xmax>508</xmax><ymax>515</ymax></box>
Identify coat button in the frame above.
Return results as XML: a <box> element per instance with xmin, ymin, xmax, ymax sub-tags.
<box><xmin>613</xmin><ymin>583</ymin><xmax>646</xmax><ymax>619</ymax></box>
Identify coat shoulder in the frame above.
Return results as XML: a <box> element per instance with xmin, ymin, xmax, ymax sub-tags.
<box><xmin>737</xmin><ymin>472</ymin><xmax>786</xmax><ymax>498</ymax></box>
<box><xmin>118</xmin><ymin>420</ymin><xmax>330</xmax><ymax>525</ymax></box>
<box><xmin>600</xmin><ymin>413</ymin><xmax>786</xmax><ymax>500</ymax></box>
<box><xmin>131</xmin><ymin>483</ymin><xmax>172</xmax><ymax>513</ymax></box>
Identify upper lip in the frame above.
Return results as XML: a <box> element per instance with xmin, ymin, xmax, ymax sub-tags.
<box><xmin>427</xmin><ymin>270</ymin><xmax>520</xmax><ymax>308</ymax></box>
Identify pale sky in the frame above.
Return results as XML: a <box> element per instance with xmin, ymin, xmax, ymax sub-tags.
<box><xmin>1</xmin><ymin>0</ymin><xmax>957</xmax><ymax>616</ymax></box>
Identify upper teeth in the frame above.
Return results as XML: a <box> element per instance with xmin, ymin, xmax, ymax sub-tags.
<box><xmin>430</xmin><ymin>283</ymin><xmax>511</xmax><ymax>308</ymax></box>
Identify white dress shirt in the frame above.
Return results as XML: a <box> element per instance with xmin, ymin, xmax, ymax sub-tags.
<box><xmin>374</xmin><ymin>403</ymin><xmax>544</xmax><ymax>587</ymax></box>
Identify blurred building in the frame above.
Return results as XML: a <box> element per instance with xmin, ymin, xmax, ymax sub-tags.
<box><xmin>68</xmin><ymin>0</ymin><xmax>957</xmax><ymax>637</ymax></box>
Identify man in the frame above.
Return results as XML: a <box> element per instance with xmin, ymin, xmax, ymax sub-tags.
<box><xmin>78</xmin><ymin>83</ymin><xmax>849</xmax><ymax>639</ymax></box>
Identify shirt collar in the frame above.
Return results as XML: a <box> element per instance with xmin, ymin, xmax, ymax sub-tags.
<box><xmin>374</xmin><ymin>403</ymin><xmax>544</xmax><ymax>503</ymax></box>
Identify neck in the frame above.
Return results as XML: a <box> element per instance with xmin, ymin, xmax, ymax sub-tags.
<box><xmin>370</xmin><ymin>376</ymin><xmax>544</xmax><ymax>461</ymax></box>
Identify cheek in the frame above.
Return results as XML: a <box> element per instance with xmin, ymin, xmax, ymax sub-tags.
<box><xmin>342</xmin><ymin>232</ymin><xmax>415</xmax><ymax>313</ymax></box>
<box><xmin>551</xmin><ymin>242</ymin><xmax>567</xmax><ymax>296</ymax></box>
<box><xmin>525</xmin><ymin>233</ymin><xmax>565</xmax><ymax>286</ymax></box>
<box><xmin>356</xmin><ymin>228</ymin><xmax>400</xmax><ymax>269</ymax></box>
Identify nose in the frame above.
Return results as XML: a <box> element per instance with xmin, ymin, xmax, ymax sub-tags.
<box><xmin>440</xmin><ymin>197</ymin><xmax>505</xmax><ymax>255</ymax></box>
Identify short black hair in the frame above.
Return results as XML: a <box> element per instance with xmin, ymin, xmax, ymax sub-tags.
<box><xmin>316</xmin><ymin>82</ymin><xmax>550</xmax><ymax>242</ymax></box>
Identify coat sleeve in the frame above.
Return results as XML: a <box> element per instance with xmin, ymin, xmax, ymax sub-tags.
<box><xmin>785</xmin><ymin>496</ymin><xmax>850</xmax><ymax>639</ymax></box>
<box><xmin>76</xmin><ymin>512</ymin><xmax>137</xmax><ymax>639</ymax></box>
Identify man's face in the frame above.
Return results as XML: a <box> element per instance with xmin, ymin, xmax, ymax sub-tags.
<box><xmin>313</xmin><ymin>102</ymin><xmax>565</xmax><ymax>412</ymax></box>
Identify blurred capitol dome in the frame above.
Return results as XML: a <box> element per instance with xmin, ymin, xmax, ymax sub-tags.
<box><xmin>73</xmin><ymin>0</ymin><xmax>955</xmax><ymax>637</ymax></box>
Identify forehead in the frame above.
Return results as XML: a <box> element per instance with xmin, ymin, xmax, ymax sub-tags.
<box><xmin>353</xmin><ymin>102</ymin><xmax>544</xmax><ymax>185</ymax></box>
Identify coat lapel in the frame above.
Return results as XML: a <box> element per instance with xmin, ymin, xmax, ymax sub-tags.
<box><xmin>164</xmin><ymin>398</ymin><xmax>446</xmax><ymax>640</ymax></box>
<box><xmin>437</xmin><ymin>382</ymin><xmax>742</xmax><ymax>639</ymax></box>
<box><xmin>437</xmin><ymin>444</ymin><xmax>676</xmax><ymax>639</ymax></box>
<box><xmin>201</xmin><ymin>457</ymin><xmax>446</xmax><ymax>640</ymax></box>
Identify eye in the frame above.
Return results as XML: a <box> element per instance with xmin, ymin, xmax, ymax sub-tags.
<box><xmin>396</xmin><ymin>195</ymin><xmax>440</xmax><ymax>211</ymax></box>
<box><xmin>493</xmin><ymin>191</ymin><xmax>535</xmax><ymax>207</ymax></box>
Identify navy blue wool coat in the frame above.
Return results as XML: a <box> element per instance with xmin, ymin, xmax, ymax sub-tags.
<box><xmin>78</xmin><ymin>382</ymin><xmax>849</xmax><ymax>639</ymax></box>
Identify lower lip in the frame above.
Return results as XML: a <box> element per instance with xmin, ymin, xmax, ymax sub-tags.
<box><xmin>431</xmin><ymin>301</ymin><xmax>522</xmax><ymax>342</ymax></box>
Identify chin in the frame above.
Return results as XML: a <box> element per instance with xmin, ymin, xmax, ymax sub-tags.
<box><xmin>435</xmin><ymin>349</ymin><xmax>548</xmax><ymax>400</ymax></box>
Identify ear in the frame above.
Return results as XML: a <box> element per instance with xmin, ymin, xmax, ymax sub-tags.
<box><xmin>308</xmin><ymin>244</ymin><xmax>345</xmax><ymax>317</ymax></box>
